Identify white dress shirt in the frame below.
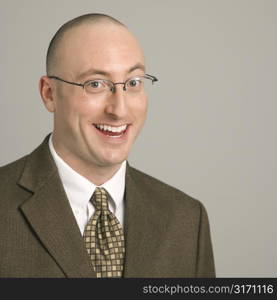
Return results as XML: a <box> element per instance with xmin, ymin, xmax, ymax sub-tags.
<box><xmin>48</xmin><ymin>135</ymin><xmax>126</xmax><ymax>235</ymax></box>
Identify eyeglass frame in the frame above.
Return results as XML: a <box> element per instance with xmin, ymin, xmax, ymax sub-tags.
<box><xmin>47</xmin><ymin>73</ymin><xmax>158</xmax><ymax>94</ymax></box>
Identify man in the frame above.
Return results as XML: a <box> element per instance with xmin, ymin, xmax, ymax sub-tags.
<box><xmin>0</xmin><ymin>13</ymin><xmax>215</xmax><ymax>278</ymax></box>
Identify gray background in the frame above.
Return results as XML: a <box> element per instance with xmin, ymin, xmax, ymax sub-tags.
<box><xmin>1</xmin><ymin>0</ymin><xmax>276</xmax><ymax>277</ymax></box>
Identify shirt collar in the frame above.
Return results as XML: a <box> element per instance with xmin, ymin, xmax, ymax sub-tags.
<box><xmin>48</xmin><ymin>134</ymin><xmax>126</xmax><ymax>212</ymax></box>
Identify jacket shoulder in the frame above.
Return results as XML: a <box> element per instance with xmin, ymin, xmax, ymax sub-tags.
<box><xmin>0</xmin><ymin>156</ymin><xmax>28</xmax><ymax>182</ymax></box>
<box><xmin>0</xmin><ymin>156</ymin><xmax>30</xmax><ymax>209</ymax></box>
<box><xmin>128</xmin><ymin>165</ymin><xmax>203</xmax><ymax>211</ymax></box>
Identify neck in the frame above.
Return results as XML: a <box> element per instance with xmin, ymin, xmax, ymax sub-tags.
<box><xmin>51</xmin><ymin>138</ymin><xmax>122</xmax><ymax>186</ymax></box>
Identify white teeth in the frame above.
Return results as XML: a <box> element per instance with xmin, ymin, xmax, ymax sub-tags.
<box><xmin>95</xmin><ymin>124</ymin><xmax>128</xmax><ymax>133</ymax></box>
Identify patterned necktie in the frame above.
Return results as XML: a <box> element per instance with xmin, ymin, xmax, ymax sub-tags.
<box><xmin>83</xmin><ymin>187</ymin><xmax>125</xmax><ymax>278</ymax></box>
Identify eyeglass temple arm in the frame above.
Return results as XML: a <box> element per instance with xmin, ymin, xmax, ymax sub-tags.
<box><xmin>144</xmin><ymin>74</ymin><xmax>158</xmax><ymax>83</ymax></box>
<box><xmin>48</xmin><ymin>76</ymin><xmax>84</xmax><ymax>87</ymax></box>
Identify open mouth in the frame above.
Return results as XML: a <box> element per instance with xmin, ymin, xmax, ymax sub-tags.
<box><xmin>93</xmin><ymin>123</ymin><xmax>129</xmax><ymax>138</ymax></box>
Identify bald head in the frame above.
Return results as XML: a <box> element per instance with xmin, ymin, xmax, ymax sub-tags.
<box><xmin>46</xmin><ymin>13</ymin><xmax>127</xmax><ymax>75</ymax></box>
<box><xmin>40</xmin><ymin>14</ymin><xmax>148</xmax><ymax>181</ymax></box>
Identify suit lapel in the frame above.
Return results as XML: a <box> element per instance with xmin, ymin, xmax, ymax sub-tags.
<box><xmin>18</xmin><ymin>135</ymin><xmax>96</xmax><ymax>278</ymax></box>
<box><xmin>17</xmin><ymin>136</ymin><xmax>167</xmax><ymax>277</ymax></box>
<box><xmin>123</xmin><ymin>164</ymin><xmax>169</xmax><ymax>277</ymax></box>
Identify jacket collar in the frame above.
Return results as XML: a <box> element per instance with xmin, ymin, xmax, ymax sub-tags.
<box><xmin>18</xmin><ymin>134</ymin><xmax>96</xmax><ymax>278</ymax></box>
<box><xmin>123</xmin><ymin>163</ymin><xmax>170</xmax><ymax>277</ymax></box>
<box><xmin>18</xmin><ymin>134</ymin><xmax>165</xmax><ymax>277</ymax></box>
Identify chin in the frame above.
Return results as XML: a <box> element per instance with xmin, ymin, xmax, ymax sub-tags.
<box><xmin>104</xmin><ymin>156</ymin><xmax>126</xmax><ymax>166</ymax></box>
<box><xmin>99</xmin><ymin>153</ymin><xmax>128</xmax><ymax>167</ymax></box>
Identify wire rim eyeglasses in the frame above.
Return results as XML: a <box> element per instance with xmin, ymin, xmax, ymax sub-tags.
<box><xmin>48</xmin><ymin>74</ymin><xmax>158</xmax><ymax>94</ymax></box>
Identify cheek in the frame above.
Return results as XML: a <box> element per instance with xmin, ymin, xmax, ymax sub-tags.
<box><xmin>135</xmin><ymin>95</ymin><xmax>148</xmax><ymax>122</ymax></box>
<box><xmin>55</xmin><ymin>99</ymin><xmax>77</xmax><ymax>126</ymax></box>
<box><xmin>54</xmin><ymin>88</ymin><xmax>72</xmax><ymax>116</ymax></box>
<box><xmin>54</xmin><ymin>89</ymin><xmax>101</xmax><ymax>122</ymax></box>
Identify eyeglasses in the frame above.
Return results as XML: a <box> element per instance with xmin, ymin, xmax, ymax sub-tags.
<box><xmin>48</xmin><ymin>74</ymin><xmax>158</xmax><ymax>95</ymax></box>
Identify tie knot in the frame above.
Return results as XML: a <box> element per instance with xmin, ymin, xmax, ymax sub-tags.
<box><xmin>91</xmin><ymin>187</ymin><xmax>109</xmax><ymax>211</ymax></box>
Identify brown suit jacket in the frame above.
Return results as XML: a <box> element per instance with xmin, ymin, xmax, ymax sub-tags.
<box><xmin>0</xmin><ymin>135</ymin><xmax>215</xmax><ymax>277</ymax></box>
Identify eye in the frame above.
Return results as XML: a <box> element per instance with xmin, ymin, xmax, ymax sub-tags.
<box><xmin>88</xmin><ymin>80</ymin><xmax>103</xmax><ymax>89</ymax></box>
<box><xmin>127</xmin><ymin>78</ymin><xmax>142</xmax><ymax>88</ymax></box>
<box><xmin>85</xmin><ymin>79</ymin><xmax>109</xmax><ymax>94</ymax></box>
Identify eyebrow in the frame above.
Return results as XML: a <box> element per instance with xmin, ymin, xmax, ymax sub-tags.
<box><xmin>76</xmin><ymin>63</ymin><xmax>146</xmax><ymax>81</ymax></box>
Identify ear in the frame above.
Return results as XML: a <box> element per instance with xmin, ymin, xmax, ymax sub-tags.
<box><xmin>39</xmin><ymin>76</ymin><xmax>56</xmax><ymax>112</ymax></box>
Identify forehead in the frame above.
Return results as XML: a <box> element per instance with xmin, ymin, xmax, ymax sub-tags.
<box><xmin>58</xmin><ymin>23</ymin><xmax>145</xmax><ymax>76</ymax></box>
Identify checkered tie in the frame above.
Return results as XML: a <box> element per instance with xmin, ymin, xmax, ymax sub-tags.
<box><xmin>83</xmin><ymin>187</ymin><xmax>125</xmax><ymax>278</ymax></box>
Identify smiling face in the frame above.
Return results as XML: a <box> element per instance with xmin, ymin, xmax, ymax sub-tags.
<box><xmin>40</xmin><ymin>22</ymin><xmax>148</xmax><ymax>182</ymax></box>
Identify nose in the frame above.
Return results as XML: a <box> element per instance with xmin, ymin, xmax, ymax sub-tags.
<box><xmin>105</xmin><ymin>85</ymin><xmax>128</xmax><ymax>119</ymax></box>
